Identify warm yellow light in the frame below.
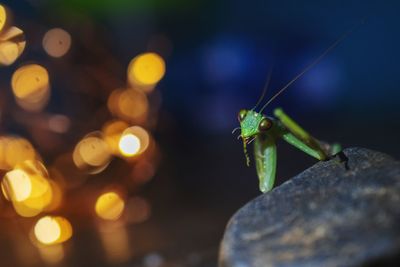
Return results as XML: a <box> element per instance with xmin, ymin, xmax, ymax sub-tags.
<box><xmin>11</xmin><ymin>64</ymin><xmax>50</xmax><ymax>111</ymax></box>
<box><xmin>4</xmin><ymin>137</ymin><xmax>36</xmax><ymax>169</ymax></box>
<box><xmin>34</xmin><ymin>216</ymin><xmax>72</xmax><ymax>245</ymax></box>
<box><xmin>34</xmin><ymin>216</ymin><xmax>61</xmax><ymax>245</ymax></box>
<box><xmin>95</xmin><ymin>192</ymin><xmax>125</xmax><ymax>221</ymax></box>
<box><xmin>102</xmin><ymin>120</ymin><xmax>129</xmax><ymax>155</ymax></box>
<box><xmin>120</xmin><ymin>126</ymin><xmax>150</xmax><ymax>157</ymax></box>
<box><xmin>12</xmin><ymin>64</ymin><xmax>49</xmax><ymax>98</ymax></box>
<box><xmin>0</xmin><ymin>5</ymin><xmax>9</xmax><ymax>33</ymax></box>
<box><xmin>0</xmin><ymin>27</ymin><xmax>26</xmax><ymax>66</ymax></box>
<box><xmin>107</xmin><ymin>88</ymin><xmax>148</xmax><ymax>124</ymax></box>
<box><xmin>42</xmin><ymin>28</ymin><xmax>71</xmax><ymax>58</ymax></box>
<box><xmin>0</xmin><ymin>41</ymin><xmax>18</xmax><ymax>65</ymax></box>
<box><xmin>127</xmin><ymin>52</ymin><xmax>165</xmax><ymax>86</ymax></box>
<box><xmin>73</xmin><ymin>133</ymin><xmax>112</xmax><ymax>174</ymax></box>
<box><xmin>3</xmin><ymin>160</ymin><xmax>54</xmax><ymax>217</ymax></box>
<box><xmin>119</xmin><ymin>134</ymin><xmax>140</xmax><ymax>157</ymax></box>
<box><xmin>1</xmin><ymin>169</ymin><xmax>32</xmax><ymax>201</ymax></box>
<box><xmin>0</xmin><ymin>136</ymin><xmax>37</xmax><ymax>170</ymax></box>
<box><xmin>53</xmin><ymin>216</ymin><xmax>73</xmax><ymax>243</ymax></box>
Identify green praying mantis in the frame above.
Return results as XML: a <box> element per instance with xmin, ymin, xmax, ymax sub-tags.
<box><xmin>234</xmin><ymin>30</ymin><xmax>352</xmax><ymax>193</ymax></box>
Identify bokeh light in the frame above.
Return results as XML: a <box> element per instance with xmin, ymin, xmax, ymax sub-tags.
<box><xmin>0</xmin><ymin>136</ymin><xmax>37</xmax><ymax>170</ymax></box>
<box><xmin>11</xmin><ymin>64</ymin><xmax>50</xmax><ymax>111</ymax></box>
<box><xmin>48</xmin><ymin>114</ymin><xmax>70</xmax><ymax>133</ymax></box>
<box><xmin>107</xmin><ymin>88</ymin><xmax>148</xmax><ymax>124</ymax></box>
<box><xmin>119</xmin><ymin>133</ymin><xmax>140</xmax><ymax>157</ymax></box>
<box><xmin>95</xmin><ymin>191</ymin><xmax>125</xmax><ymax>221</ymax></box>
<box><xmin>0</xmin><ymin>4</ymin><xmax>10</xmax><ymax>33</ymax></box>
<box><xmin>73</xmin><ymin>132</ymin><xmax>112</xmax><ymax>174</ymax></box>
<box><xmin>0</xmin><ymin>26</ymin><xmax>25</xmax><ymax>66</ymax></box>
<box><xmin>34</xmin><ymin>216</ymin><xmax>61</xmax><ymax>244</ymax></box>
<box><xmin>127</xmin><ymin>52</ymin><xmax>165</xmax><ymax>87</ymax></box>
<box><xmin>34</xmin><ymin>216</ymin><xmax>72</xmax><ymax>245</ymax></box>
<box><xmin>42</xmin><ymin>28</ymin><xmax>71</xmax><ymax>58</ymax></box>
<box><xmin>102</xmin><ymin>120</ymin><xmax>129</xmax><ymax>155</ymax></box>
<box><xmin>1</xmin><ymin>169</ymin><xmax>32</xmax><ymax>201</ymax></box>
<box><xmin>2</xmin><ymin>160</ymin><xmax>55</xmax><ymax>217</ymax></box>
<box><xmin>120</xmin><ymin>126</ymin><xmax>150</xmax><ymax>157</ymax></box>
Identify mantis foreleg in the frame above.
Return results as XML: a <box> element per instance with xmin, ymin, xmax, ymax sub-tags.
<box><xmin>254</xmin><ymin>135</ymin><xmax>277</xmax><ymax>193</ymax></box>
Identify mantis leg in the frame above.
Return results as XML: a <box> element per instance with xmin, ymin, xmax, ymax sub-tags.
<box><xmin>274</xmin><ymin>108</ymin><xmax>329</xmax><ymax>160</ymax></box>
<box><xmin>254</xmin><ymin>135</ymin><xmax>277</xmax><ymax>193</ymax></box>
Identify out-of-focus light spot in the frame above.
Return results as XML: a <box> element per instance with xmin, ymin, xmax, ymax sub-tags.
<box><xmin>0</xmin><ymin>136</ymin><xmax>37</xmax><ymax>170</ymax></box>
<box><xmin>1</xmin><ymin>169</ymin><xmax>32</xmax><ymax>201</ymax></box>
<box><xmin>102</xmin><ymin>120</ymin><xmax>129</xmax><ymax>155</ymax></box>
<box><xmin>42</xmin><ymin>28</ymin><xmax>71</xmax><ymax>58</ymax></box>
<box><xmin>0</xmin><ymin>27</ymin><xmax>26</xmax><ymax>66</ymax></box>
<box><xmin>45</xmin><ymin>180</ymin><xmax>62</xmax><ymax>212</ymax></box>
<box><xmin>48</xmin><ymin>115</ymin><xmax>70</xmax><ymax>133</ymax></box>
<box><xmin>53</xmin><ymin>216</ymin><xmax>73</xmax><ymax>243</ymax></box>
<box><xmin>73</xmin><ymin>132</ymin><xmax>111</xmax><ymax>174</ymax></box>
<box><xmin>120</xmin><ymin>126</ymin><xmax>150</xmax><ymax>157</ymax></box>
<box><xmin>107</xmin><ymin>88</ymin><xmax>148</xmax><ymax>124</ymax></box>
<box><xmin>5</xmin><ymin>137</ymin><xmax>37</xmax><ymax>169</ymax></box>
<box><xmin>0</xmin><ymin>41</ymin><xmax>19</xmax><ymax>65</ymax></box>
<box><xmin>95</xmin><ymin>191</ymin><xmax>125</xmax><ymax>221</ymax></box>
<box><xmin>79</xmin><ymin>137</ymin><xmax>110</xmax><ymax>166</ymax></box>
<box><xmin>3</xmin><ymin>160</ymin><xmax>55</xmax><ymax>217</ymax></box>
<box><xmin>127</xmin><ymin>52</ymin><xmax>165</xmax><ymax>87</ymax></box>
<box><xmin>0</xmin><ymin>5</ymin><xmax>10</xmax><ymax>33</ymax></box>
<box><xmin>126</xmin><ymin>196</ymin><xmax>151</xmax><ymax>224</ymax></box>
<box><xmin>34</xmin><ymin>216</ymin><xmax>61</xmax><ymax>244</ymax></box>
<box><xmin>11</xmin><ymin>64</ymin><xmax>50</xmax><ymax>112</ymax></box>
<box><xmin>119</xmin><ymin>134</ymin><xmax>140</xmax><ymax>157</ymax></box>
<box><xmin>34</xmin><ymin>216</ymin><xmax>72</xmax><ymax>245</ymax></box>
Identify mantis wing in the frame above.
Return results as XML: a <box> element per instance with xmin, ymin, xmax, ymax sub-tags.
<box><xmin>254</xmin><ymin>135</ymin><xmax>277</xmax><ymax>193</ymax></box>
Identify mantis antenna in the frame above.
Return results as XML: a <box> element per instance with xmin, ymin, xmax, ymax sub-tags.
<box><xmin>252</xmin><ymin>67</ymin><xmax>273</xmax><ymax>110</ymax></box>
<box><xmin>259</xmin><ymin>23</ymin><xmax>363</xmax><ymax>113</ymax></box>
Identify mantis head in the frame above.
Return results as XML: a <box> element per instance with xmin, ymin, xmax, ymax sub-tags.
<box><xmin>237</xmin><ymin>109</ymin><xmax>272</xmax><ymax>139</ymax></box>
<box><xmin>237</xmin><ymin>109</ymin><xmax>273</xmax><ymax>166</ymax></box>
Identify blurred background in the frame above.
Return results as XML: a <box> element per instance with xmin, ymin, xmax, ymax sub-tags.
<box><xmin>0</xmin><ymin>0</ymin><xmax>400</xmax><ymax>266</ymax></box>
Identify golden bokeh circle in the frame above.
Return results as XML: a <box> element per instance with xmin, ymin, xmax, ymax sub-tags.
<box><xmin>127</xmin><ymin>52</ymin><xmax>165</xmax><ymax>86</ymax></box>
<box><xmin>11</xmin><ymin>64</ymin><xmax>50</xmax><ymax>111</ymax></box>
<box><xmin>95</xmin><ymin>191</ymin><xmax>125</xmax><ymax>221</ymax></box>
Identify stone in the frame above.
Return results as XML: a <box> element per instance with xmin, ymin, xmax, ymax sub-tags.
<box><xmin>219</xmin><ymin>148</ymin><xmax>400</xmax><ymax>267</ymax></box>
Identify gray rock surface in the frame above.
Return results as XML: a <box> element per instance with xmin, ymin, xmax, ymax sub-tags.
<box><xmin>219</xmin><ymin>148</ymin><xmax>400</xmax><ymax>267</ymax></box>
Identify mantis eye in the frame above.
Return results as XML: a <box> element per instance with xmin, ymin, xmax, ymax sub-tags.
<box><xmin>259</xmin><ymin>118</ymin><xmax>272</xmax><ymax>131</ymax></box>
<box><xmin>238</xmin><ymin>109</ymin><xmax>247</xmax><ymax>122</ymax></box>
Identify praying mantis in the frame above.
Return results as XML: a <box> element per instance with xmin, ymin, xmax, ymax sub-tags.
<box><xmin>234</xmin><ymin>29</ymin><xmax>352</xmax><ymax>193</ymax></box>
